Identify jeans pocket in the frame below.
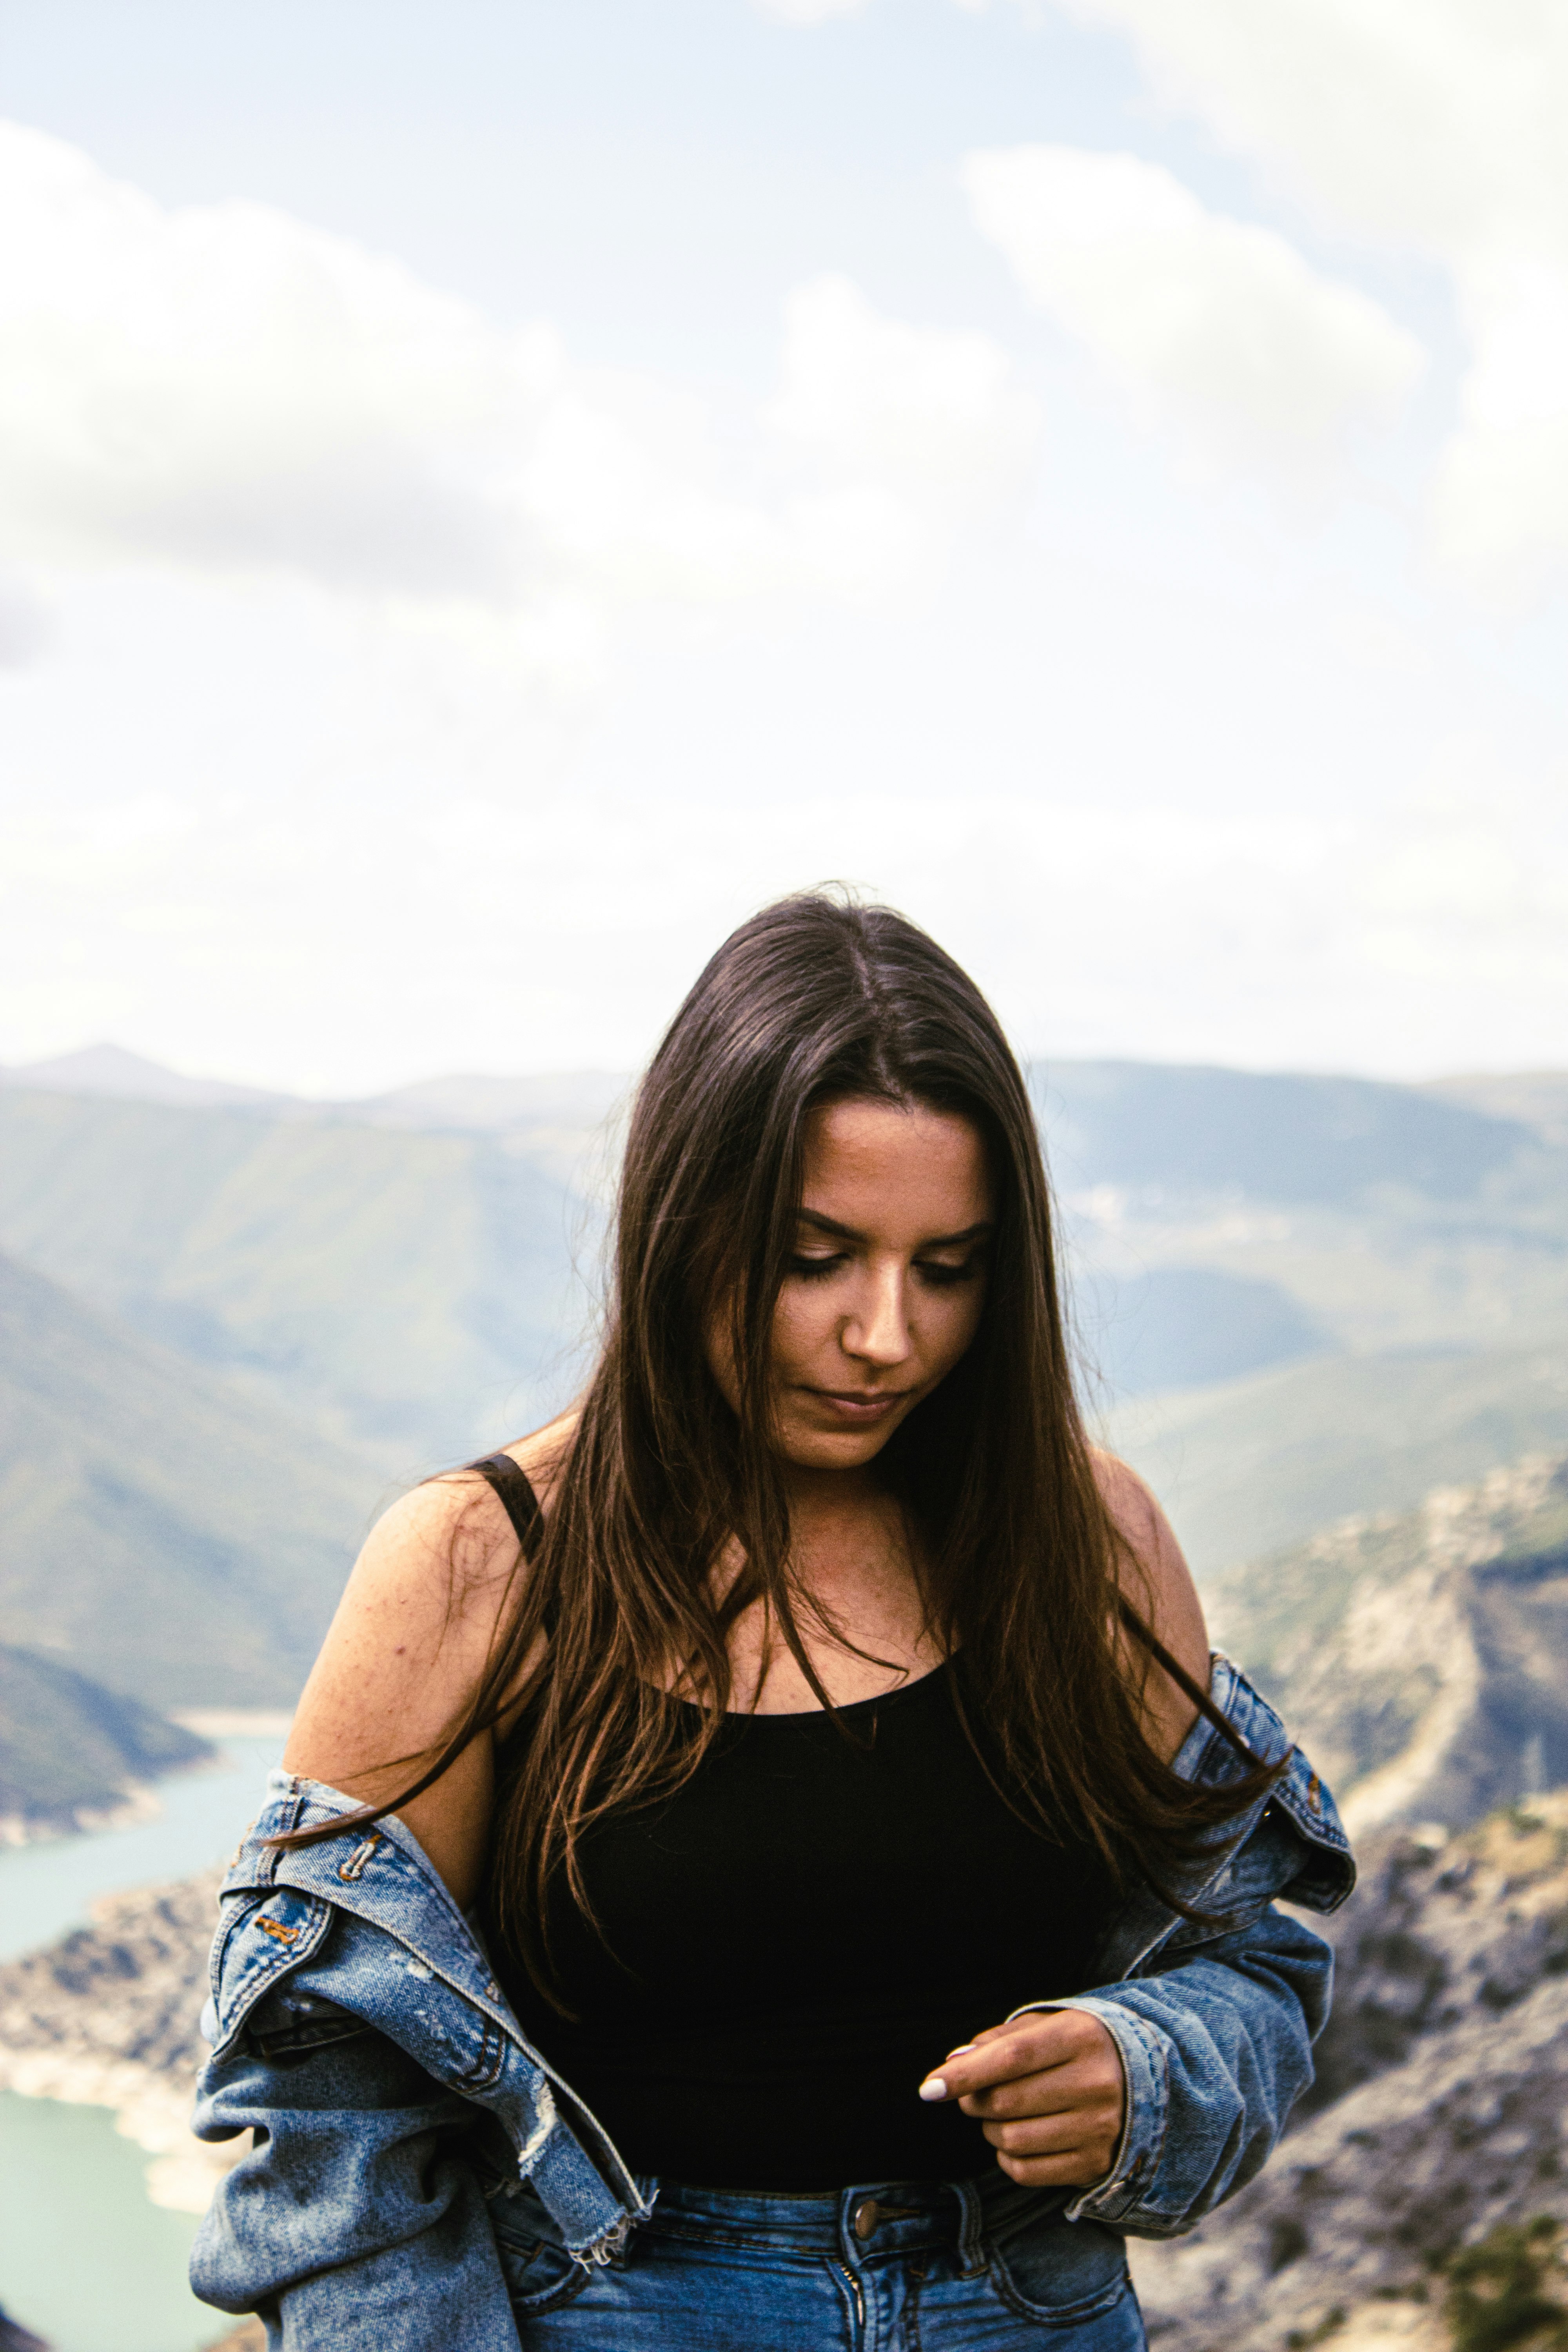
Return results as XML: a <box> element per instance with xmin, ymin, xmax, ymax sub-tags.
<box><xmin>987</xmin><ymin>2211</ymin><xmax>1136</xmax><ymax>2330</ymax></box>
<box><xmin>471</xmin><ymin>2140</ymin><xmax>592</xmax><ymax>2318</ymax></box>
<box><xmin>490</xmin><ymin>2220</ymin><xmax>592</xmax><ymax>2317</ymax></box>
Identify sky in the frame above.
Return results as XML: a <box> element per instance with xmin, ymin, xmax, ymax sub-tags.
<box><xmin>1</xmin><ymin>0</ymin><xmax>1565</xmax><ymax>1096</ymax></box>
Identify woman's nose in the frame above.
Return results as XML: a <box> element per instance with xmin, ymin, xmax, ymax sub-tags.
<box><xmin>843</xmin><ymin>1270</ymin><xmax>911</xmax><ymax>1365</ymax></box>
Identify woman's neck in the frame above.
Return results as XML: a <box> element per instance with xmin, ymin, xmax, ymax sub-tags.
<box><xmin>725</xmin><ymin>1460</ymin><xmax>938</xmax><ymax>1712</ymax></box>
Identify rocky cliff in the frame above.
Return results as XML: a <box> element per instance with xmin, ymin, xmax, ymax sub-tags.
<box><xmin>1134</xmin><ymin>1793</ymin><xmax>1568</xmax><ymax>2350</ymax></box>
<box><xmin>1209</xmin><ymin>1451</ymin><xmax>1568</xmax><ymax>1833</ymax></box>
<box><xmin>0</xmin><ymin>1869</ymin><xmax>232</xmax><ymax>2215</ymax></box>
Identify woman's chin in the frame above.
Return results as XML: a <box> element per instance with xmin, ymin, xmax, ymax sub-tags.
<box><xmin>775</xmin><ymin>1420</ymin><xmax>900</xmax><ymax>1473</ymax></box>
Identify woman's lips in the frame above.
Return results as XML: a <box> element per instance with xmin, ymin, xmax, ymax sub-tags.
<box><xmin>805</xmin><ymin>1387</ymin><xmax>911</xmax><ymax>1421</ymax></box>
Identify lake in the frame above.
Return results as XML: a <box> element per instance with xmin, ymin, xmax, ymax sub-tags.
<box><xmin>0</xmin><ymin>1737</ymin><xmax>282</xmax><ymax>1963</ymax></box>
<box><xmin>0</xmin><ymin>2092</ymin><xmax>212</xmax><ymax>2352</ymax></box>
<box><xmin>0</xmin><ymin>1736</ymin><xmax>283</xmax><ymax>2352</ymax></box>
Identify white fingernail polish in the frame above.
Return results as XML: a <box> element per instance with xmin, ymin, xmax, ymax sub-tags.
<box><xmin>918</xmin><ymin>2075</ymin><xmax>947</xmax><ymax>2102</ymax></box>
<box><xmin>946</xmin><ymin>2043</ymin><xmax>975</xmax><ymax>2058</ymax></box>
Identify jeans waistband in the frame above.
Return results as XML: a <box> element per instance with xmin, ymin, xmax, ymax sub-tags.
<box><xmin>642</xmin><ymin>2172</ymin><xmax>1067</xmax><ymax>2271</ymax></box>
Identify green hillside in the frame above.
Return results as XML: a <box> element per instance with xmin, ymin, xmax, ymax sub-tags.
<box><xmin>1106</xmin><ymin>1343</ymin><xmax>1568</xmax><ymax>1580</ymax></box>
<box><xmin>0</xmin><ymin>1087</ymin><xmax>596</xmax><ymax>1464</ymax></box>
<box><xmin>1042</xmin><ymin>1061</ymin><xmax>1568</xmax><ymax>1378</ymax></box>
<box><xmin>4</xmin><ymin>1053</ymin><xmax>1566</xmax><ymax>1582</ymax></box>
<box><xmin>0</xmin><ymin>1250</ymin><xmax>385</xmax><ymax>1707</ymax></box>
<box><xmin>0</xmin><ymin>1647</ymin><xmax>213</xmax><ymax>1833</ymax></box>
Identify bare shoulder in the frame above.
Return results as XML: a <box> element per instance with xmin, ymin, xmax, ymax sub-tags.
<box><xmin>1090</xmin><ymin>1448</ymin><xmax>1210</xmax><ymax>1757</ymax></box>
<box><xmin>283</xmin><ymin>1478</ymin><xmax>514</xmax><ymax>1781</ymax></box>
<box><xmin>280</xmin><ymin>1414</ymin><xmax>577</xmax><ymax>1900</ymax></box>
<box><xmin>283</xmin><ymin>1414</ymin><xmax>577</xmax><ymax>1798</ymax></box>
<box><xmin>499</xmin><ymin>1408</ymin><xmax>578</xmax><ymax>1509</ymax></box>
<box><xmin>331</xmin><ymin>1401</ymin><xmax>581</xmax><ymax>1665</ymax></box>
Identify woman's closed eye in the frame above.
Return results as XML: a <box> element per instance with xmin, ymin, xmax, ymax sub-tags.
<box><xmin>787</xmin><ymin>1251</ymin><xmax>983</xmax><ymax>1285</ymax></box>
<box><xmin>789</xmin><ymin>1252</ymin><xmax>848</xmax><ymax>1281</ymax></box>
<box><xmin>914</xmin><ymin>1254</ymin><xmax>983</xmax><ymax>1288</ymax></box>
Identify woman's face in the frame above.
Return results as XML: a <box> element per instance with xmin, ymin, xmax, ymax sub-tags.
<box><xmin>710</xmin><ymin>1095</ymin><xmax>996</xmax><ymax>1474</ymax></box>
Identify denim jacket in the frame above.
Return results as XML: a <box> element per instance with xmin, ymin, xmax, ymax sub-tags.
<box><xmin>189</xmin><ymin>1654</ymin><xmax>1353</xmax><ymax>2345</ymax></box>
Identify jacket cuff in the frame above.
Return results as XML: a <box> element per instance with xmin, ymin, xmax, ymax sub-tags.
<box><xmin>1003</xmin><ymin>1995</ymin><xmax>1170</xmax><ymax>2225</ymax></box>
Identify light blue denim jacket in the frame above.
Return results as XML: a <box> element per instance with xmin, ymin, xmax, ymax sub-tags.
<box><xmin>189</xmin><ymin>1654</ymin><xmax>1353</xmax><ymax>2346</ymax></box>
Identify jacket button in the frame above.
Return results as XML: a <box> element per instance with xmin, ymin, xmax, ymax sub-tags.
<box><xmin>853</xmin><ymin>2198</ymin><xmax>881</xmax><ymax>2239</ymax></box>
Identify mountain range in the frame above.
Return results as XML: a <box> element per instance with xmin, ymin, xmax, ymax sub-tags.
<box><xmin>0</xmin><ymin>1248</ymin><xmax>384</xmax><ymax>1708</ymax></box>
<box><xmin>2</xmin><ymin>1040</ymin><xmax>1565</xmax><ymax>1749</ymax></box>
<box><xmin>6</xmin><ymin>1044</ymin><xmax>1565</xmax><ymax>1458</ymax></box>
<box><xmin>0</xmin><ymin>1081</ymin><xmax>599</xmax><ymax>1465</ymax></box>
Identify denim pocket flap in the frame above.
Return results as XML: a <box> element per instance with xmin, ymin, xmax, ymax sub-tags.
<box><xmin>247</xmin><ymin>1984</ymin><xmax>372</xmax><ymax>2059</ymax></box>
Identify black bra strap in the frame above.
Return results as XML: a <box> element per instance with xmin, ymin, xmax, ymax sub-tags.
<box><xmin>471</xmin><ymin>1452</ymin><xmax>543</xmax><ymax>1552</ymax></box>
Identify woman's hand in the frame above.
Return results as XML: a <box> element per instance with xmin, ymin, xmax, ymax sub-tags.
<box><xmin>918</xmin><ymin>2011</ymin><xmax>1125</xmax><ymax>2187</ymax></box>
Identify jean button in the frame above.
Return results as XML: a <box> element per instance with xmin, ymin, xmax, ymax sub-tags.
<box><xmin>853</xmin><ymin>2197</ymin><xmax>882</xmax><ymax>2240</ymax></box>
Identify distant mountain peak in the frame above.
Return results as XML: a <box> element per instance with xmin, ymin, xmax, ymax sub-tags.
<box><xmin>0</xmin><ymin>1043</ymin><xmax>289</xmax><ymax>1109</ymax></box>
<box><xmin>350</xmin><ymin>1068</ymin><xmax>630</xmax><ymax>1133</ymax></box>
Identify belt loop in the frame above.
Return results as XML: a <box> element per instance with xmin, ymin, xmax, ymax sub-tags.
<box><xmin>953</xmin><ymin>2179</ymin><xmax>986</xmax><ymax>2278</ymax></box>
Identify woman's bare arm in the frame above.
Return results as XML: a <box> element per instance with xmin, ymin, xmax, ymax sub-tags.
<box><xmin>283</xmin><ymin>1422</ymin><xmax>571</xmax><ymax>1906</ymax></box>
<box><xmin>281</xmin><ymin>1476</ymin><xmax>520</xmax><ymax>1904</ymax></box>
<box><xmin>1092</xmin><ymin>1448</ymin><xmax>1210</xmax><ymax>1762</ymax></box>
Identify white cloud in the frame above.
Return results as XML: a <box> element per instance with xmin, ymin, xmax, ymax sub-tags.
<box><xmin>0</xmin><ymin>122</ymin><xmax>1031</xmax><ymax>617</ymax></box>
<box><xmin>749</xmin><ymin>0</ymin><xmax>873</xmax><ymax>21</ymax></box>
<box><xmin>1042</xmin><ymin>0</ymin><xmax>1568</xmax><ymax>253</ymax></box>
<box><xmin>1356</xmin><ymin>812</ymin><xmax>1568</xmax><ymax>994</ymax></box>
<box><xmin>764</xmin><ymin>273</ymin><xmax>1038</xmax><ymax>497</ymax></box>
<box><xmin>0</xmin><ymin>123</ymin><xmax>543</xmax><ymax>598</ymax></box>
<box><xmin>964</xmin><ymin>143</ymin><xmax>1423</xmax><ymax>479</ymax></box>
<box><xmin>1044</xmin><ymin>0</ymin><xmax>1568</xmax><ymax>593</ymax></box>
<box><xmin>0</xmin><ymin>577</ymin><xmax>49</xmax><ymax>666</ymax></box>
<box><xmin>1429</xmin><ymin>255</ymin><xmax>1568</xmax><ymax>595</ymax></box>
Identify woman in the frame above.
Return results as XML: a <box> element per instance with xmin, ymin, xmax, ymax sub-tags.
<box><xmin>191</xmin><ymin>893</ymin><xmax>1353</xmax><ymax>2351</ymax></box>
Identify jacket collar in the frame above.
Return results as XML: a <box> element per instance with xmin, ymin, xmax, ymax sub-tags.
<box><xmin>222</xmin><ymin>1769</ymin><xmax>516</xmax><ymax>2034</ymax></box>
<box><xmin>1091</xmin><ymin>1652</ymin><xmax>1354</xmax><ymax>1986</ymax></box>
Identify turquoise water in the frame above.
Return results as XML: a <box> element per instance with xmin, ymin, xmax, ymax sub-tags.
<box><xmin>0</xmin><ymin>1738</ymin><xmax>285</xmax><ymax>2349</ymax></box>
<box><xmin>0</xmin><ymin>2092</ymin><xmax>213</xmax><ymax>2352</ymax></box>
<box><xmin>0</xmin><ymin>1738</ymin><xmax>282</xmax><ymax>1962</ymax></box>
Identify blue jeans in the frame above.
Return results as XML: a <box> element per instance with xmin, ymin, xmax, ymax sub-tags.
<box><xmin>483</xmin><ymin>2168</ymin><xmax>1146</xmax><ymax>2350</ymax></box>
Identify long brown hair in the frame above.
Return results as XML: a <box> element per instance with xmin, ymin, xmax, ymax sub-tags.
<box><xmin>279</xmin><ymin>890</ymin><xmax>1271</xmax><ymax>2001</ymax></box>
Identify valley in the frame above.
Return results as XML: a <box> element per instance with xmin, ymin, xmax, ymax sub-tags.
<box><xmin>10</xmin><ymin>1441</ymin><xmax>1568</xmax><ymax>2352</ymax></box>
<box><xmin>3</xmin><ymin>1044</ymin><xmax>1567</xmax><ymax>1813</ymax></box>
<box><xmin>5</xmin><ymin>1043</ymin><xmax>1568</xmax><ymax>2349</ymax></box>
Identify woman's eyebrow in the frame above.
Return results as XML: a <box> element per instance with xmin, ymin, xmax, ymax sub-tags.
<box><xmin>796</xmin><ymin>1209</ymin><xmax>995</xmax><ymax>1248</ymax></box>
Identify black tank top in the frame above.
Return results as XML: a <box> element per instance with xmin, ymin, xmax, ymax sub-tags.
<box><xmin>474</xmin><ymin>1457</ymin><xmax>1112</xmax><ymax>2192</ymax></box>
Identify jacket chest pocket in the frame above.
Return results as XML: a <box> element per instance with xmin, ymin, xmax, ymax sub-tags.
<box><xmin>247</xmin><ymin>1985</ymin><xmax>372</xmax><ymax>2062</ymax></box>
